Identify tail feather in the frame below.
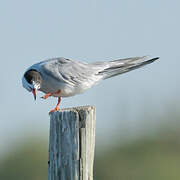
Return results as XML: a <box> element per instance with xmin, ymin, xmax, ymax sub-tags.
<box><xmin>97</xmin><ymin>56</ymin><xmax>159</xmax><ymax>79</ymax></box>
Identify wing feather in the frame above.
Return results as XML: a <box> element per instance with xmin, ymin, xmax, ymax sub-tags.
<box><xmin>41</xmin><ymin>57</ymin><xmax>102</xmax><ymax>87</ymax></box>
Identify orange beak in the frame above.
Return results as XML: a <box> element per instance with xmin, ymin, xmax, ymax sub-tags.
<box><xmin>32</xmin><ymin>88</ymin><xmax>36</xmax><ymax>100</ymax></box>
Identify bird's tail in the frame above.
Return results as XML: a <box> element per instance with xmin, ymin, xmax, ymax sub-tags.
<box><xmin>94</xmin><ymin>56</ymin><xmax>159</xmax><ymax>80</ymax></box>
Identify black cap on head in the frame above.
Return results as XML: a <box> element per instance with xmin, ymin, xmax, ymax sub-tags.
<box><xmin>24</xmin><ymin>69</ymin><xmax>42</xmax><ymax>85</ymax></box>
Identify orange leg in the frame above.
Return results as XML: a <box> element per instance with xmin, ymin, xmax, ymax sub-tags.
<box><xmin>41</xmin><ymin>90</ymin><xmax>61</xmax><ymax>99</ymax></box>
<box><xmin>49</xmin><ymin>97</ymin><xmax>61</xmax><ymax>114</ymax></box>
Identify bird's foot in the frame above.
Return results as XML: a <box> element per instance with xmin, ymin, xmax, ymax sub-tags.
<box><xmin>48</xmin><ymin>97</ymin><xmax>61</xmax><ymax>114</ymax></box>
<box><xmin>49</xmin><ymin>107</ymin><xmax>59</xmax><ymax>114</ymax></box>
<box><xmin>41</xmin><ymin>90</ymin><xmax>61</xmax><ymax>99</ymax></box>
<box><xmin>41</xmin><ymin>93</ymin><xmax>52</xmax><ymax>99</ymax></box>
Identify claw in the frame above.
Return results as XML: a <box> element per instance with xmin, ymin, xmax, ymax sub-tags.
<box><xmin>49</xmin><ymin>107</ymin><xmax>59</xmax><ymax>114</ymax></box>
<box><xmin>41</xmin><ymin>90</ymin><xmax>61</xmax><ymax>100</ymax></box>
<box><xmin>41</xmin><ymin>93</ymin><xmax>52</xmax><ymax>99</ymax></box>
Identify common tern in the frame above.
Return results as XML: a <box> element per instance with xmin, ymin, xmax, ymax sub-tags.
<box><xmin>22</xmin><ymin>56</ymin><xmax>159</xmax><ymax>113</ymax></box>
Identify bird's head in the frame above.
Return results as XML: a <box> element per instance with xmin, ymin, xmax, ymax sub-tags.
<box><xmin>22</xmin><ymin>69</ymin><xmax>42</xmax><ymax>100</ymax></box>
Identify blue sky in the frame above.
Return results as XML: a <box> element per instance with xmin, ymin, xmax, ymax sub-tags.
<box><xmin>0</xmin><ymin>0</ymin><xmax>180</xmax><ymax>153</ymax></box>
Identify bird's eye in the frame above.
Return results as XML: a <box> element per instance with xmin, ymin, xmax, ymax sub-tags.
<box><xmin>24</xmin><ymin>72</ymin><xmax>33</xmax><ymax>84</ymax></box>
<box><xmin>24</xmin><ymin>69</ymin><xmax>38</xmax><ymax>84</ymax></box>
<box><xmin>24</xmin><ymin>69</ymin><xmax>41</xmax><ymax>86</ymax></box>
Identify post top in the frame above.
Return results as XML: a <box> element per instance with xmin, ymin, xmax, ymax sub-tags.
<box><xmin>62</xmin><ymin>105</ymin><xmax>95</xmax><ymax>111</ymax></box>
<box><xmin>49</xmin><ymin>105</ymin><xmax>96</xmax><ymax>116</ymax></box>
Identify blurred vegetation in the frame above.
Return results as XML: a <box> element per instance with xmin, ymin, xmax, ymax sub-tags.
<box><xmin>0</xmin><ymin>140</ymin><xmax>48</xmax><ymax>180</ymax></box>
<box><xmin>1</xmin><ymin>109</ymin><xmax>180</xmax><ymax>180</ymax></box>
<box><xmin>94</xmin><ymin>135</ymin><xmax>180</xmax><ymax>180</ymax></box>
<box><xmin>1</xmin><ymin>130</ymin><xmax>180</xmax><ymax>180</ymax></box>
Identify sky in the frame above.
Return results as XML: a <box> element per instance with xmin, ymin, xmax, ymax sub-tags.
<box><xmin>0</xmin><ymin>0</ymin><xmax>180</xmax><ymax>154</ymax></box>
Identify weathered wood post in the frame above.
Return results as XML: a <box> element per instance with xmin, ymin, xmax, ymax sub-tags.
<box><xmin>48</xmin><ymin>106</ymin><xmax>96</xmax><ymax>180</ymax></box>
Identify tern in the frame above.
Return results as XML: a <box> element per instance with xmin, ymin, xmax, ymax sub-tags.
<box><xmin>22</xmin><ymin>56</ymin><xmax>159</xmax><ymax>113</ymax></box>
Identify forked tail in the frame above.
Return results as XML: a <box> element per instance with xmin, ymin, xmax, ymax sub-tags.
<box><xmin>96</xmin><ymin>56</ymin><xmax>159</xmax><ymax>79</ymax></box>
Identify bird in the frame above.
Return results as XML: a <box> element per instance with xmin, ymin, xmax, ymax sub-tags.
<box><xmin>22</xmin><ymin>56</ymin><xmax>159</xmax><ymax>113</ymax></box>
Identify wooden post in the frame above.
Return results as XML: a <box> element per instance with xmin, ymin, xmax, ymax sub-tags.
<box><xmin>48</xmin><ymin>106</ymin><xmax>96</xmax><ymax>180</ymax></box>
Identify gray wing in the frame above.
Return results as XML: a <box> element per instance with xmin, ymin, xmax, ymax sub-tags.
<box><xmin>40</xmin><ymin>56</ymin><xmax>158</xmax><ymax>85</ymax></box>
<box><xmin>41</xmin><ymin>57</ymin><xmax>102</xmax><ymax>86</ymax></box>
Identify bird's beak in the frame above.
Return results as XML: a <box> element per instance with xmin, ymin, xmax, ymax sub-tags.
<box><xmin>32</xmin><ymin>88</ymin><xmax>36</xmax><ymax>100</ymax></box>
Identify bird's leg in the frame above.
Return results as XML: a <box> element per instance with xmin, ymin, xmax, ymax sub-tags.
<box><xmin>41</xmin><ymin>90</ymin><xmax>61</xmax><ymax>99</ymax></box>
<box><xmin>49</xmin><ymin>97</ymin><xmax>61</xmax><ymax>114</ymax></box>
